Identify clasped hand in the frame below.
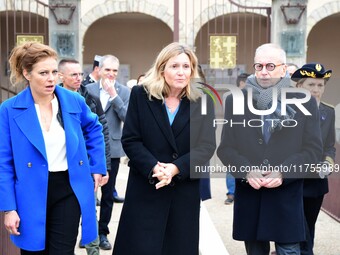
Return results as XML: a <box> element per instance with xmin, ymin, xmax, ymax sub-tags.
<box><xmin>152</xmin><ymin>162</ymin><xmax>179</xmax><ymax>189</ymax></box>
<box><xmin>246</xmin><ymin>169</ymin><xmax>283</xmax><ymax>190</ymax></box>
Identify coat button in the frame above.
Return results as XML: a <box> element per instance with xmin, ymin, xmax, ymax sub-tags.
<box><xmin>258</xmin><ymin>138</ymin><xmax>263</xmax><ymax>144</ymax></box>
<box><xmin>263</xmin><ymin>159</ymin><xmax>269</xmax><ymax>165</ymax></box>
<box><xmin>27</xmin><ymin>162</ymin><xmax>32</xmax><ymax>168</ymax></box>
<box><xmin>172</xmin><ymin>153</ymin><xmax>178</xmax><ymax>159</ymax></box>
<box><xmin>79</xmin><ymin>160</ymin><xmax>84</xmax><ymax>166</ymax></box>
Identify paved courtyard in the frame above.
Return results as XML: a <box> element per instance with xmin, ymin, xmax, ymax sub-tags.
<box><xmin>75</xmin><ymin>162</ymin><xmax>340</xmax><ymax>255</ymax></box>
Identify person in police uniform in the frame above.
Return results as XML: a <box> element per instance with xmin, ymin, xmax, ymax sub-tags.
<box><xmin>292</xmin><ymin>63</ymin><xmax>336</xmax><ymax>255</ymax></box>
<box><xmin>83</xmin><ymin>55</ymin><xmax>102</xmax><ymax>86</ymax></box>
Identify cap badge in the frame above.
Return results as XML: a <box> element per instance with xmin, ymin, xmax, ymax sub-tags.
<box><xmin>316</xmin><ymin>64</ymin><xmax>322</xmax><ymax>72</ymax></box>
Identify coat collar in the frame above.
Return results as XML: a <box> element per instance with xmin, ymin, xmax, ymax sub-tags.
<box><xmin>146</xmin><ymin>96</ymin><xmax>190</xmax><ymax>152</ymax></box>
<box><xmin>13</xmin><ymin>86</ymin><xmax>81</xmax><ymax>161</ymax></box>
<box><xmin>13</xmin><ymin>87</ymin><xmax>46</xmax><ymax>159</ymax></box>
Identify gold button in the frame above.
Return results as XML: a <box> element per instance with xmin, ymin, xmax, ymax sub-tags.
<box><xmin>79</xmin><ymin>160</ymin><xmax>84</xmax><ymax>165</ymax></box>
<box><xmin>27</xmin><ymin>162</ymin><xmax>32</xmax><ymax>168</ymax></box>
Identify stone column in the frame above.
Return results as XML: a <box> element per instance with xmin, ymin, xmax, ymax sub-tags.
<box><xmin>271</xmin><ymin>0</ymin><xmax>308</xmax><ymax>67</ymax></box>
<box><xmin>48</xmin><ymin>0</ymin><xmax>81</xmax><ymax>62</ymax></box>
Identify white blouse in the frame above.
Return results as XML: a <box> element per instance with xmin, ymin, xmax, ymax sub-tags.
<box><xmin>35</xmin><ymin>97</ymin><xmax>68</xmax><ymax>172</ymax></box>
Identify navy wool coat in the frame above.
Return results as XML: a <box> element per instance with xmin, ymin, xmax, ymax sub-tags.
<box><xmin>217</xmin><ymin>90</ymin><xmax>322</xmax><ymax>243</ymax></box>
<box><xmin>113</xmin><ymin>86</ymin><xmax>216</xmax><ymax>255</ymax></box>
<box><xmin>303</xmin><ymin>102</ymin><xmax>336</xmax><ymax>197</ymax></box>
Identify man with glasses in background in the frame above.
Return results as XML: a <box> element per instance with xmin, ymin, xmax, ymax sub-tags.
<box><xmin>217</xmin><ymin>43</ymin><xmax>322</xmax><ymax>255</ymax></box>
<box><xmin>58</xmin><ymin>58</ymin><xmax>111</xmax><ymax>255</ymax></box>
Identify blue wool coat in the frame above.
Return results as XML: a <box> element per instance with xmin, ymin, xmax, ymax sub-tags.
<box><xmin>0</xmin><ymin>85</ymin><xmax>106</xmax><ymax>251</ymax></box>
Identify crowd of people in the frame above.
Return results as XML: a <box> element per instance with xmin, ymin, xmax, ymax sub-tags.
<box><xmin>0</xmin><ymin>41</ymin><xmax>336</xmax><ymax>255</ymax></box>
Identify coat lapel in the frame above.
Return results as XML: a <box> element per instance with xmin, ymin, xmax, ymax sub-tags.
<box><xmin>54</xmin><ymin>86</ymin><xmax>82</xmax><ymax>161</ymax></box>
<box><xmin>245</xmin><ymin>98</ymin><xmax>263</xmax><ymax>137</ymax></box>
<box><xmin>13</xmin><ymin>88</ymin><xmax>47</xmax><ymax>160</ymax></box>
<box><xmin>146</xmin><ymin>98</ymin><xmax>178</xmax><ymax>151</ymax></box>
<box><xmin>172</xmin><ymin>97</ymin><xmax>190</xmax><ymax>138</ymax></box>
<box><xmin>319</xmin><ymin>103</ymin><xmax>327</xmax><ymax>127</ymax></box>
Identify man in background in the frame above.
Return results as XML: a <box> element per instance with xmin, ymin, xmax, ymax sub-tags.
<box><xmin>86</xmin><ymin>55</ymin><xmax>130</xmax><ymax>250</ymax></box>
<box><xmin>83</xmin><ymin>55</ymin><xmax>102</xmax><ymax>86</ymax></box>
<box><xmin>58</xmin><ymin>58</ymin><xmax>111</xmax><ymax>255</ymax></box>
<box><xmin>83</xmin><ymin>55</ymin><xmax>125</xmax><ymax>204</ymax></box>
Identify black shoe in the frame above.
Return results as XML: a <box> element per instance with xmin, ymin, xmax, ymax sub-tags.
<box><xmin>99</xmin><ymin>234</ymin><xmax>112</xmax><ymax>250</ymax></box>
<box><xmin>113</xmin><ymin>195</ymin><xmax>125</xmax><ymax>203</ymax></box>
<box><xmin>224</xmin><ymin>194</ymin><xmax>234</xmax><ymax>205</ymax></box>
<box><xmin>78</xmin><ymin>239</ymin><xmax>85</xmax><ymax>248</ymax></box>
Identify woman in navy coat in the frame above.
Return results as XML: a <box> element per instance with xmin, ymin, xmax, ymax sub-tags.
<box><xmin>113</xmin><ymin>42</ymin><xmax>216</xmax><ymax>255</ymax></box>
<box><xmin>0</xmin><ymin>42</ymin><xmax>106</xmax><ymax>254</ymax></box>
<box><xmin>292</xmin><ymin>63</ymin><xmax>336</xmax><ymax>255</ymax></box>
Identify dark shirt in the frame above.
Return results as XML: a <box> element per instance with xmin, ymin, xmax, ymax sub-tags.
<box><xmin>82</xmin><ymin>74</ymin><xmax>96</xmax><ymax>86</ymax></box>
<box><xmin>79</xmin><ymin>84</ymin><xmax>111</xmax><ymax>171</ymax></box>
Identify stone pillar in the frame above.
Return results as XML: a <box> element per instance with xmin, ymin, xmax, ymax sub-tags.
<box><xmin>271</xmin><ymin>0</ymin><xmax>308</xmax><ymax>67</ymax></box>
<box><xmin>48</xmin><ymin>0</ymin><xmax>81</xmax><ymax>62</ymax></box>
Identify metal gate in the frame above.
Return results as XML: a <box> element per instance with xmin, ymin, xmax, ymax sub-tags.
<box><xmin>0</xmin><ymin>0</ymin><xmax>49</xmax><ymax>103</ymax></box>
<box><xmin>191</xmin><ymin>0</ymin><xmax>271</xmax><ymax>116</ymax></box>
<box><xmin>0</xmin><ymin>1</ymin><xmax>48</xmax><ymax>254</ymax></box>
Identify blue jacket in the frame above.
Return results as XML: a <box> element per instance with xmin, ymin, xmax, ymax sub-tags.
<box><xmin>0</xmin><ymin>85</ymin><xmax>106</xmax><ymax>250</ymax></box>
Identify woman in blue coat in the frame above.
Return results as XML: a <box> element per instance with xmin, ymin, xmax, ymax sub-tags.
<box><xmin>113</xmin><ymin>42</ymin><xmax>216</xmax><ymax>255</ymax></box>
<box><xmin>0</xmin><ymin>42</ymin><xmax>106</xmax><ymax>254</ymax></box>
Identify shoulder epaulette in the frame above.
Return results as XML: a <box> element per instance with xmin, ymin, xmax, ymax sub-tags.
<box><xmin>320</xmin><ymin>101</ymin><xmax>334</xmax><ymax>108</ymax></box>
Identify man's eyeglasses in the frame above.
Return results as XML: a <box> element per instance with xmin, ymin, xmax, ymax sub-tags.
<box><xmin>253</xmin><ymin>63</ymin><xmax>285</xmax><ymax>71</ymax></box>
<box><xmin>69</xmin><ymin>72</ymin><xmax>84</xmax><ymax>78</ymax></box>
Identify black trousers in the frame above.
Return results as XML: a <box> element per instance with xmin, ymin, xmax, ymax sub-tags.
<box><xmin>244</xmin><ymin>241</ymin><xmax>270</xmax><ymax>255</ymax></box>
<box><xmin>300</xmin><ymin>195</ymin><xmax>324</xmax><ymax>255</ymax></box>
<box><xmin>99</xmin><ymin>158</ymin><xmax>120</xmax><ymax>236</ymax></box>
<box><xmin>21</xmin><ymin>171</ymin><xmax>81</xmax><ymax>255</ymax></box>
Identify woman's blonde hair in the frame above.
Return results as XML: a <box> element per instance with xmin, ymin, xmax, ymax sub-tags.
<box><xmin>8</xmin><ymin>42</ymin><xmax>58</xmax><ymax>86</ymax></box>
<box><xmin>142</xmin><ymin>42</ymin><xmax>201</xmax><ymax>101</ymax></box>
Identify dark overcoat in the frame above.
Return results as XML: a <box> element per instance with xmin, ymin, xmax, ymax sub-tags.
<box><xmin>113</xmin><ymin>86</ymin><xmax>216</xmax><ymax>255</ymax></box>
<box><xmin>303</xmin><ymin>102</ymin><xmax>336</xmax><ymax>197</ymax></box>
<box><xmin>217</xmin><ymin>90</ymin><xmax>322</xmax><ymax>243</ymax></box>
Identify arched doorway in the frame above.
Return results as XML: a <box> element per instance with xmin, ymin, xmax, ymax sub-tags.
<box><xmin>82</xmin><ymin>12</ymin><xmax>172</xmax><ymax>84</ymax></box>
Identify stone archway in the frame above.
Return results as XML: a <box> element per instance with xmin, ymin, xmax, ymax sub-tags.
<box><xmin>307</xmin><ymin>1</ymin><xmax>340</xmax><ymax>38</ymax></box>
<box><xmin>0</xmin><ymin>0</ymin><xmax>48</xmax><ymax>17</ymax></box>
<box><xmin>80</xmin><ymin>0</ymin><xmax>185</xmax><ymax>45</ymax></box>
